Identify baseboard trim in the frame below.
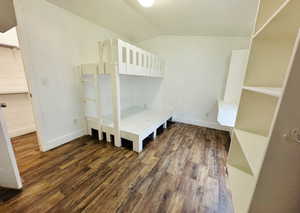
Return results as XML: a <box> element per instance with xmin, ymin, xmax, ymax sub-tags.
<box><xmin>8</xmin><ymin>126</ymin><xmax>36</xmax><ymax>138</ymax></box>
<box><xmin>41</xmin><ymin>129</ymin><xmax>85</xmax><ymax>152</ymax></box>
<box><xmin>175</xmin><ymin>118</ymin><xmax>231</xmax><ymax>132</ymax></box>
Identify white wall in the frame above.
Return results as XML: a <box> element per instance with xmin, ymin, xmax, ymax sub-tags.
<box><xmin>13</xmin><ymin>0</ymin><xmax>121</xmax><ymax>151</ymax></box>
<box><xmin>0</xmin><ymin>27</ymin><xmax>19</xmax><ymax>47</ymax></box>
<box><xmin>139</xmin><ymin>36</ymin><xmax>250</xmax><ymax>130</ymax></box>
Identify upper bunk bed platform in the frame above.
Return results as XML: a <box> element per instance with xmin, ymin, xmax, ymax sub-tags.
<box><xmin>80</xmin><ymin>39</ymin><xmax>165</xmax><ymax>78</ymax></box>
<box><xmin>86</xmin><ymin>107</ymin><xmax>173</xmax><ymax>153</ymax></box>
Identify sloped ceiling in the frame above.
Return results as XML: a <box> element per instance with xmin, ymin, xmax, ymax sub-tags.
<box><xmin>47</xmin><ymin>0</ymin><xmax>259</xmax><ymax>42</ymax></box>
<box><xmin>0</xmin><ymin>0</ymin><xmax>17</xmax><ymax>33</ymax></box>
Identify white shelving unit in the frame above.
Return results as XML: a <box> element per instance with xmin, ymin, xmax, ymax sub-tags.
<box><xmin>79</xmin><ymin>39</ymin><xmax>172</xmax><ymax>153</ymax></box>
<box><xmin>228</xmin><ymin>129</ymin><xmax>268</xmax><ymax>178</ymax></box>
<box><xmin>228</xmin><ymin>0</ymin><xmax>300</xmax><ymax>212</ymax></box>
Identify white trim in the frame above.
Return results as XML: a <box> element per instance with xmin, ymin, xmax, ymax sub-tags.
<box><xmin>41</xmin><ymin>129</ymin><xmax>85</xmax><ymax>152</ymax></box>
<box><xmin>8</xmin><ymin>125</ymin><xmax>36</xmax><ymax>138</ymax></box>
<box><xmin>176</xmin><ymin>118</ymin><xmax>231</xmax><ymax>132</ymax></box>
<box><xmin>14</xmin><ymin>0</ymin><xmax>45</xmax><ymax>151</ymax></box>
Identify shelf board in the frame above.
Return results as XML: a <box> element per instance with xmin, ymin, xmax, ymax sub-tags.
<box><xmin>227</xmin><ymin>165</ymin><xmax>256</xmax><ymax>213</ymax></box>
<box><xmin>253</xmin><ymin>0</ymin><xmax>300</xmax><ymax>40</ymax></box>
<box><xmin>234</xmin><ymin>129</ymin><xmax>269</xmax><ymax>178</ymax></box>
<box><xmin>0</xmin><ymin>90</ymin><xmax>28</xmax><ymax>95</ymax></box>
<box><xmin>243</xmin><ymin>86</ymin><xmax>282</xmax><ymax>97</ymax></box>
<box><xmin>255</xmin><ymin>0</ymin><xmax>288</xmax><ymax>32</ymax></box>
<box><xmin>0</xmin><ymin>43</ymin><xmax>19</xmax><ymax>49</ymax></box>
<box><xmin>217</xmin><ymin>101</ymin><xmax>238</xmax><ymax>127</ymax></box>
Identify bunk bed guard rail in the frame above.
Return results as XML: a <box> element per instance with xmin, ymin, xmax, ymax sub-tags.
<box><xmin>98</xmin><ymin>39</ymin><xmax>165</xmax><ymax>77</ymax></box>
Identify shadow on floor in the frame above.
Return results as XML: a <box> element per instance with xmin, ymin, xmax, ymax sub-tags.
<box><xmin>0</xmin><ymin>187</ymin><xmax>22</xmax><ymax>203</ymax></box>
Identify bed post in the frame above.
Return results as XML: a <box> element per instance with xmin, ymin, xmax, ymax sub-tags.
<box><xmin>111</xmin><ymin>39</ymin><xmax>121</xmax><ymax>147</ymax></box>
<box><xmin>94</xmin><ymin>70</ymin><xmax>103</xmax><ymax>141</ymax></box>
<box><xmin>97</xmin><ymin>41</ymin><xmax>104</xmax><ymax>141</ymax></box>
<box><xmin>78</xmin><ymin>65</ymin><xmax>89</xmax><ymax>135</ymax></box>
<box><xmin>133</xmin><ymin>137</ymin><xmax>143</xmax><ymax>153</ymax></box>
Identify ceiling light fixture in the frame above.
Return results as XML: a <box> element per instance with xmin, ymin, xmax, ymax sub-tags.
<box><xmin>138</xmin><ymin>0</ymin><xmax>154</xmax><ymax>8</ymax></box>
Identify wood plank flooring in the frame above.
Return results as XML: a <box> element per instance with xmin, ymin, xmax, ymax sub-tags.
<box><xmin>0</xmin><ymin>123</ymin><xmax>233</xmax><ymax>213</ymax></box>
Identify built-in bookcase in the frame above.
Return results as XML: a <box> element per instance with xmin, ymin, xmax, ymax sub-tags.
<box><xmin>228</xmin><ymin>0</ymin><xmax>300</xmax><ymax>212</ymax></box>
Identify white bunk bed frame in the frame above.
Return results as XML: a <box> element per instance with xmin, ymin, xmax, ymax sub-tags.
<box><xmin>79</xmin><ymin>39</ymin><xmax>173</xmax><ymax>153</ymax></box>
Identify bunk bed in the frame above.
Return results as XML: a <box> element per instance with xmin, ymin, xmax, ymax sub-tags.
<box><xmin>78</xmin><ymin>39</ymin><xmax>173</xmax><ymax>152</ymax></box>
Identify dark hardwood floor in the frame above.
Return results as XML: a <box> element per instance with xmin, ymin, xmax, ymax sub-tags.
<box><xmin>0</xmin><ymin>123</ymin><xmax>233</xmax><ymax>213</ymax></box>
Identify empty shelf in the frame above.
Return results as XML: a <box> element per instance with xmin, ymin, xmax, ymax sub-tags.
<box><xmin>254</xmin><ymin>0</ymin><xmax>300</xmax><ymax>39</ymax></box>
<box><xmin>227</xmin><ymin>165</ymin><xmax>256</xmax><ymax>213</ymax></box>
<box><xmin>0</xmin><ymin>90</ymin><xmax>28</xmax><ymax>94</ymax></box>
<box><xmin>217</xmin><ymin>101</ymin><xmax>238</xmax><ymax>127</ymax></box>
<box><xmin>234</xmin><ymin>129</ymin><xmax>269</xmax><ymax>178</ymax></box>
<box><xmin>243</xmin><ymin>86</ymin><xmax>282</xmax><ymax>97</ymax></box>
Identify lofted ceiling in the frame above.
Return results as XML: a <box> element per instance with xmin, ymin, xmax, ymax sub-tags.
<box><xmin>47</xmin><ymin>0</ymin><xmax>259</xmax><ymax>42</ymax></box>
<box><xmin>0</xmin><ymin>0</ymin><xmax>17</xmax><ymax>33</ymax></box>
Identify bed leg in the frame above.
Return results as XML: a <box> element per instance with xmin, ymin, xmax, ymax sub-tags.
<box><xmin>153</xmin><ymin>130</ymin><xmax>157</xmax><ymax>139</ymax></box>
<box><xmin>133</xmin><ymin>138</ymin><xmax>143</xmax><ymax>153</ymax></box>
<box><xmin>88</xmin><ymin>128</ymin><xmax>92</xmax><ymax>136</ymax></box>
<box><xmin>98</xmin><ymin>130</ymin><xmax>103</xmax><ymax>141</ymax></box>
<box><xmin>114</xmin><ymin>134</ymin><xmax>121</xmax><ymax>147</ymax></box>
<box><xmin>163</xmin><ymin>122</ymin><xmax>167</xmax><ymax>129</ymax></box>
<box><xmin>107</xmin><ymin>133</ymin><xmax>111</xmax><ymax>142</ymax></box>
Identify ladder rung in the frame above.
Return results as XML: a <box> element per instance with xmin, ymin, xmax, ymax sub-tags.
<box><xmin>81</xmin><ymin>79</ymin><xmax>94</xmax><ymax>83</ymax></box>
<box><xmin>82</xmin><ymin>98</ymin><xmax>96</xmax><ymax>102</ymax></box>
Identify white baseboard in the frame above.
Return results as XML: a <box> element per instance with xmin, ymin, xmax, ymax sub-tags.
<box><xmin>41</xmin><ymin>129</ymin><xmax>85</xmax><ymax>152</ymax></box>
<box><xmin>175</xmin><ymin>118</ymin><xmax>231</xmax><ymax>132</ymax></box>
<box><xmin>8</xmin><ymin>125</ymin><xmax>36</xmax><ymax>138</ymax></box>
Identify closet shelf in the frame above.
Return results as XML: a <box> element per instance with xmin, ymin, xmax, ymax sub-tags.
<box><xmin>217</xmin><ymin>101</ymin><xmax>238</xmax><ymax>127</ymax></box>
<box><xmin>227</xmin><ymin>165</ymin><xmax>256</xmax><ymax>213</ymax></box>
<box><xmin>253</xmin><ymin>0</ymin><xmax>299</xmax><ymax>40</ymax></box>
<box><xmin>254</xmin><ymin>0</ymin><xmax>288</xmax><ymax>32</ymax></box>
<box><xmin>0</xmin><ymin>90</ymin><xmax>29</xmax><ymax>95</ymax></box>
<box><xmin>243</xmin><ymin>86</ymin><xmax>282</xmax><ymax>97</ymax></box>
<box><xmin>233</xmin><ymin>129</ymin><xmax>269</xmax><ymax>178</ymax></box>
<box><xmin>0</xmin><ymin>43</ymin><xmax>19</xmax><ymax>49</ymax></box>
